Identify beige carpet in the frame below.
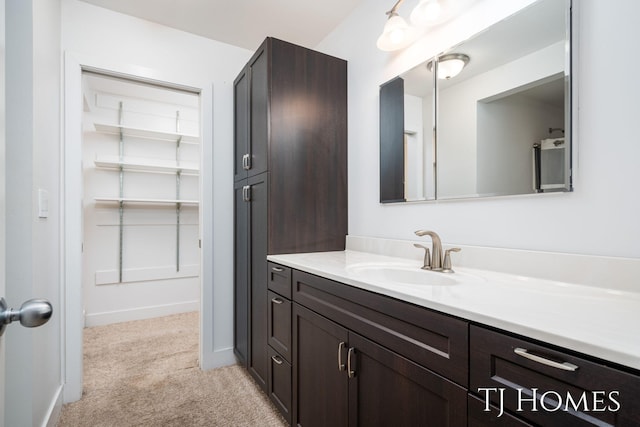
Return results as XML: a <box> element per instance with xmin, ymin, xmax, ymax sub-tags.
<box><xmin>58</xmin><ymin>312</ymin><xmax>286</xmax><ymax>427</ymax></box>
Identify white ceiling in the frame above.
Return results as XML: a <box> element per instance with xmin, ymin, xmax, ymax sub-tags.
<box><xmin>80</xmin><ymin>0</ymin><xmax>364</xmax><ymax>51</ymax></box>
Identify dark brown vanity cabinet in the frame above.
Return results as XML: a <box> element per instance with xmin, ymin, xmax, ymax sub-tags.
<box><xmin>292</xmin><ymin>270</ymin><xmax>468</xmax><ymax>427</ymax></box>
<box><xmin>255</xmin><ymin>262</ymin><xmax>640</xmax><ymax>427</ymax></box>
<box><xmin>233</xmin><ymin>36</ymin><xmax>347</xmax><ymax>399</ymax></box>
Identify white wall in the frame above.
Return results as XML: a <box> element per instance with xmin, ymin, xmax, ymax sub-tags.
<box><xmin>5</xmin><ymin>0</ymin><xmax>63</xmax><ymax>425</ymax></box>
<box><xmin>317</xmin><ymin>0</ymin><xmax>640</xmax><ymax>259</ymax></box>
<box><xmin>61</xmin><ymin>0</ymin><xmax>252</xmax><ymax>370</ymax></box>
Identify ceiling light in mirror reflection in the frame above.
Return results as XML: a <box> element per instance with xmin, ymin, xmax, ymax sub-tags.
<box><xmin>427</xmin><ymin>53</ymin><xmax>471</xmax><ymax>79</ymax></box>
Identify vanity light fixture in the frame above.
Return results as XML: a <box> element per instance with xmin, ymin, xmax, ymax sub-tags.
<box><xmin>410</xmin><ymin>0</ymin><xmax>443</xmax><ymax>26</ymax></box>
<box><xmin>427</xmin><ymin>53</ymin><xmax>470</xmax><ymax>79</ymax></box>
<box><xmin>377</xmin><ymin>0</ymin><xmax>417</xmax><ymax>51</ymax></box>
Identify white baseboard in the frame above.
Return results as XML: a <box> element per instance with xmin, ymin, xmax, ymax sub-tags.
<box><xmin>200</xmin><ymin>347</ymin><xmax>237</xmax><ymax>371</ymax></box>
<box><xmin>84</xmin><ymin>300</ymin><xmax>199</xmax><ymax>327</ymax></box>
<box><xmin>43</xmin><ymin>385</ymin><xmax>63</xmax><ymax>427</ymax></box>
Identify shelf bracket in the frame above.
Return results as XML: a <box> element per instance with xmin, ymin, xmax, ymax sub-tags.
<box><xmin>175</xmin><ymin>110</ymin><xmax>181</xmax><ymax>272</ymax></box>
<box><xmin>176</xmin><ymin>171</ymin><xmax>182</xmax><ymax>272</ymax></box>
<box><xmin>118</xmin><ymin>101</ymin><xmax>125</xmax><ymax>283</ymax></box>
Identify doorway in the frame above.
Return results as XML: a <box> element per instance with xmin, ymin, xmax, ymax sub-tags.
<box><xmin>80</xmin><ymin>71</ymin><xmax>201</xmax><ymax>327</ymax></box>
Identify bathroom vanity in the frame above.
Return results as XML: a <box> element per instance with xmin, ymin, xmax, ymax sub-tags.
<box><xmin>266</xmin><ymin>245</ymin><xmax>640</xmax><ymax>426</ymax></box>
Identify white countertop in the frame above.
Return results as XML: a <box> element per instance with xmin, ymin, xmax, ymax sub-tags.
<box><xmin>268</xmin><ymin>250</ymin><xmax>640</xmax><ymax>371</ymax></box>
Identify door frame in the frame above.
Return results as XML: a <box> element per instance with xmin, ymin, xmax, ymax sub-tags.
<box><xmin>62</xmin><ymin>52</ymin><xmax>216</xmax><ymax>402</ymax></box>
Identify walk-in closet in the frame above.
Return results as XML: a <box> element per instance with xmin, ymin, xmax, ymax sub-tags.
<box><xmin>81</xmin><ymin>72</ymin><xmax>201</xmax><ymax>327</ymax></box>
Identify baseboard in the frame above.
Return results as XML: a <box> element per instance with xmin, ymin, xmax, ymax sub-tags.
<box><xmin>85</xmin><ymin>300</ymin><xmax>199</xmax><ymax>327</ymax></box>
<box><xmin>43</xmin><ymin>385</ymin><xmax>63</xmax><ymax>427</ymax></box>
<box><xmin>200</xmin><ymin>347</ymin><xmax>237</xmax><ymax>371</ymax></box>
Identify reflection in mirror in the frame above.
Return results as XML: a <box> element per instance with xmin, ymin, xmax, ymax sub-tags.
<box><xmin>437</xmin><ymin>0</ymin><xmax>570</xmax><ymax>199</ymax></box>
<box><xmin>402</xmin><ymin>62</ymin><xmax>436</xmax><ymax>202</ymax></box>
<box><xmin>379</xmin><ymin>60</ymin><xmax>435</xmax><ymax>203</ymax></box>
<box><xmin>378</xmin><ymin>0</ymin><xmax>571</xmax><ymax>203</ymax></box>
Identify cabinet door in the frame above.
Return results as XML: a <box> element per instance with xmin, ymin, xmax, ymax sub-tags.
<box><xmin>233</xmin><ymin>180</ymin><xmax>248</xmax><ymax>365</ymax></box>
<box><xmin>347</xmin><ymin>332</ymin><xmax>467</xmax><ymax>427</ymax></box>
<box><xmin>468</xmin><ymin>394</ymin><xmax>533</xmax><ymax>427</ymax></box>
<box><xmin>268</xmin><ymin>346</ymin><xmax>292</xmax><ymax>424</ymax></box>
<box><xmin>247</xmin><ymin>172</ymin><xmax>268</xmax><ymax>390</ymax></box>
<box><xmin>233</xmin><ymin>67</ymin><xmax>249</xmax><ymax>182</ymax></box>
<box><xmin>293</xmin><ymin>303</ymin><xmax>349</xmax><ymax>427</ymax></box>
<box><xmin>248</xmin><ymin>44</ymin><xmax>268</xmax><ymax>177</ymax></box>
<box><xmin>268</xmin><ymin>290</ymin><xmax>291</xmax><ymax>362</ymax></box>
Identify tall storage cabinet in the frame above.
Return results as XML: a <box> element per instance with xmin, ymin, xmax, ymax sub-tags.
<box><xmin>233</xmin><ymin>37</ymin><xmax>348</xmax><ymax>400</ymax></box>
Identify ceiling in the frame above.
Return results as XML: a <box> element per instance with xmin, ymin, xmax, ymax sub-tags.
<box><xmin>80</xmin><ymin>0</ymin><xmax>364</xmax><ymax>51</ymax></box>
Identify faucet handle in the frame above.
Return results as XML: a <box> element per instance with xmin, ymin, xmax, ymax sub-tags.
<box><xmin>413</xmin><ymin>244</ymin><xmax>431</xmax><ymax>270</ymax></box>
<box><xmin>442</xmin><ymin>248</ymin><xmax>461</xmax><ymax>273</ymax></box>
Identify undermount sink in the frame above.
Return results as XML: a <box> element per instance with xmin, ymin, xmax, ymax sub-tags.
<box><xmin>346</xmin><ymin>262</ymin><xmax>476</xmax><ymax>286</ymax></box>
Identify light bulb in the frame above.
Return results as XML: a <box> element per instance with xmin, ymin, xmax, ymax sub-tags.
<box><xmin>410</xmin><ymin>0</ymin><xmax>442</xmax><ymax>26</ymax></box>
<box><xmin>427</xmin><ymin>54</ymin><xmax>470</xmax><ymax>79</ymax></box>
<box><xmin>377</xmin><ymin>13</ymin><xmax>416</xmax><ymax>51</ymax></box>
<box><xmin>438</xmin><ymin>59</ymin><xmax>465</xmax><ymax>79</ymax></box>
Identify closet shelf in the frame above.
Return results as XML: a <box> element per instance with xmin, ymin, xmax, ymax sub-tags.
<box><xmin>94</xmin><ymin>155</ymin><xmax>199</xmax><ymax>175</ymax></box>
<box><xmin>93</xmin><ymin>122</ymin><xmax>199</xmax><ymax>144</ymax></box>
<box><xmin>94</xmin><ymin>197</ymin><xmax>199</xmax><ymax>206</ymax></box>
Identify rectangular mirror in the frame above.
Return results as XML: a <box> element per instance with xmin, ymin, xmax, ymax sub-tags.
<box><xmin>379</xmin><ymin>0</ymin><xmax>572</xmax><ymax>203</ymax></box>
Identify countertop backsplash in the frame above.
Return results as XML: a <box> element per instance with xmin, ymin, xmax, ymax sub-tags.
<box><xmin>346</xmin><ymin>235</ymin><xmax>640</xmax><ymax>293</ymax></box>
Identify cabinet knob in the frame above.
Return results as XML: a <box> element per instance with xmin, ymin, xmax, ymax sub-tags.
<box><xmin>242</xmin><ymin>153</ymin><xmax>251</xmax><ymax>170</ymax></box>
<box><xmin>242</xmin><ymin>185</ymin><xmax>251</xmax><ymax>202</ymax></box>
<box><xmin>337</xmin><ymin>342</ymin><xmax>346</xmax><ymax>371</ymax></box>
<box><xmin>347</xmin><ymin>347</ymin><xmax>356</xmax><ymax>378</ymax></box>
<box><xmin>514</xmin><ymin>347</ymin><xmax>579</xmax><ymax>371</ymax></box>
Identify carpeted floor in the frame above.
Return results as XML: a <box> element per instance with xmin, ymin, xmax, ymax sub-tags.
<box><xmin>57</xmin><ymin>312</ymin><xmax>287</xmax><ymax>427</ymax></box>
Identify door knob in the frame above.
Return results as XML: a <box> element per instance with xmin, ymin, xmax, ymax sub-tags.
<box><xmin>0</xmin><ymin>297</ymin><xmax>53</xmax><ymax>337</ymax></box>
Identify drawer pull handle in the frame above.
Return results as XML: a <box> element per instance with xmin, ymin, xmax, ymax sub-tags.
<box><xmin>514</xmin><ymin>347</ymin><xmax>579</xmax><ymax>372</ymax></box>
<box><xmin>347</xmin><ymin>347</ymin><xmax>356</xmax><ymax>378</ymax></box>
<box><xmin>271</xmin><ymin>355</ymin><xmax>283</xmax><ymax>365</ymax></box>
<box><xmin>271</xmin><ymin>297</ymin><xmax>283</xmax><ymax>305</ymax></box>
<box><xmin>272</xmin><ymin>267</ymin><xmax>284</xmax><ymax>272</ymax></box>
<box><xmin>338</xmin><ymin>342</ymin><xmax>346</xmax><ymax>371</ymax></box>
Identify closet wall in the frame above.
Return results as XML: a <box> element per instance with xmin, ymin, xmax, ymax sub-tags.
<box><xmin>82</xmin><ymin>73</ymin><xmax>200</xmax><ymax>326</ymax></box>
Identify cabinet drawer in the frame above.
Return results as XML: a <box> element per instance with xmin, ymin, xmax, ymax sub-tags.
<box><xmin>268</xmin><ymin>346</ymin><xmax>292</xmax><ymax>425</ymax></box>
<box><xmin>293</xmin><ymin>269</ymin><xmax>468</xmax><ymax>386</ymax></box>
<box><xmin>268</xmin><ymin>262</ymin><xmax>291</xmax><ymax>299</ymax></box>
<box><xmin>268</xmin><ymin>290</ymin><xmax>291</xmax><ymax>362</ymax></box>
<box><xmin>468</xmin><ymin>394</ymin><xmax>532</xmax><ymax>426</ymax></box>
<box><xmin>470</xmin><ymin>325</ymin><xmax>640</xmax><ymax>426</ymax></box>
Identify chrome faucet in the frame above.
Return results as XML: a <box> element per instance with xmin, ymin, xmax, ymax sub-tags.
<box><xmin>414</xmin><ymin>230</ymin><xmax>443</xmax><ymax>271</ymax></box>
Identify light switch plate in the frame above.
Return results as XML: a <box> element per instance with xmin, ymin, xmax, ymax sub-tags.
<box><xmin>38</xmin><ymin>189</ymin><xmax>49</xmax><ymax>218</ymax></box>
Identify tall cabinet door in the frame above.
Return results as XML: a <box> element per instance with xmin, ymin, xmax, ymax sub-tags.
<box><xmin>233</xmin><ymin>181</ymin><xmax>249</xmax><ymax>365</ymax></box>
<box><xmin>234</xmin><ymin>67</ymin><xmax>249</xmax><ymax>182</ymax></box>
<box><xmin>248</xmin><ymin>44</ymin><xmax>268</xmax><ymax>178</ymax></box>
<box><xmin>293</xmin><ymin>304</ymin><xmax>349</xmax><ymax>427</ymax></box>
<box><xmin>347</xmin><ymin>332</ymin><xmax>467</xmax><ymax>427</ymax></box>
<box><xmin>247</xmin><ymin>172</ymin><xmax>268</xmax><ymax>391</ymax></box>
